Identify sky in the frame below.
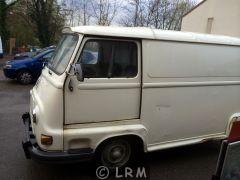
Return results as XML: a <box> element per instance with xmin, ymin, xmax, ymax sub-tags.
<box><xmin>64</xmin><ymin>0</ymin><xmax>205</xmax><ymax>27</ymax></box>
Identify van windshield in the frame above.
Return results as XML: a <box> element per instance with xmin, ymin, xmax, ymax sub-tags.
<box><xmin>48</xmin><ymin>34</ymin><xmax>78</xmax><ymax>74</ymax></box>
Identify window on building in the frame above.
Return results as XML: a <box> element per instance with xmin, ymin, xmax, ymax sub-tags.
<box><xmin>206</xmin><ymin>17</ymin><xmax>214</xmax><ymax>34</ymax></box>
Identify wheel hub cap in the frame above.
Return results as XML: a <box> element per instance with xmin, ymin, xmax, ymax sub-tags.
<box><xmin>111</xmin><ymin>147</ymin><xmax>122</xmax><ymax>160</ymax></box>
<box><xmin>21</xmin><ymin>73</ymin><xmax>31</xmax><ymax>83</ymax></box>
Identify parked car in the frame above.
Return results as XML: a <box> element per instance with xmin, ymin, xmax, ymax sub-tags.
<box><xmin>14</xmin><ymin>51</ymin><xmax>37</xmax><ymax>60</ymax></box>
<box><xmin>3</xmin><ymin>49</ymin><xmax>54</xmax><ymax>84</ymax></box>
<box><xmin>14</xmin><ymin>45</ymin><xmax>55</xmax><ymax>60</ymax></box>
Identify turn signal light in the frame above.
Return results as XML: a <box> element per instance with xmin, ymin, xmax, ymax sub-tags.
<box><xmin>228</xmin><ymin>121</ymin><xmax>240</xmax><ymax>142</ymax></box>
<box><xmin>41</xmin><ymin>134</ymin><xmax>53</xmax><ymax>145</ymax></box>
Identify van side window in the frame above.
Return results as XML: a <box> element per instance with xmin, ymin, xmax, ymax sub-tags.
<box><xmin>79</xmin><ymin>40</ymin><xmax>138</xmax><ymax>78</ymax></box>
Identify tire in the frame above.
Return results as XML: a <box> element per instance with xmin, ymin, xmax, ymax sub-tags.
<box><xmin>97</xmin><ymin>139</ymin><xmax>132</xmax><ymax>169</ymax></box>
<box><xmin>17</xmin><ymin>70</ymin><xmax>33</xmax><ymax>84</ymax></box>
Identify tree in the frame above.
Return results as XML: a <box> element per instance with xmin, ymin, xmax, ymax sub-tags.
<box><xmin>0</xmin><ymin>0</ymin><xmax>17</xmax><ymax>49</ymax></box>
<box><xmin>61</xmin><ymin>0</ymin><xmax>92</xmax><ymax>26</ymax></box>
<box><xmin>27</xmin><ymin>0</ymin><xmax>65</xmax><ymax>47</ymax></box>
<box><xmin>5</xmin><ymin>0</ymin><xmax>40</xmax><ymax>48</ymax></box>
<box><xmin>91</xmin><ymin>0</ymin><xmax>120</xmax><ymax>26</ymax></box>
<box><xmin>120</xmin><ymin>0</ymin><xmax>195</xmax><ymax>30</ymax></box>
<box><xmin>79</xmin><ymin>0</ymin><xmax>91</xmax><ymax>25</ymax></box>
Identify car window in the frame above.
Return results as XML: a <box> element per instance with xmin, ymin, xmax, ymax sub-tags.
<box><xmin>81</xmin><ymin>50</ymin><xmax>98</xmax><ymax>65</ymax></box>
<box><xmin>42</xmin><ymin>52</ymin><xmax>53</xmax><ymax>61</ymax></box>
<box><xmin>79</xmin><ymin>40</ymin><xmax>138</xmax><ymax>78</ymax></box>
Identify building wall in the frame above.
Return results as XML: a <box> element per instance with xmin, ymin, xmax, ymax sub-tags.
<box><xmin>181</xmin><ymin>0</ymin><xmax>240</xmax><ymax>37</ymax></box>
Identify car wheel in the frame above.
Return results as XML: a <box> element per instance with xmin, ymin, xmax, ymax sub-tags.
<box><xmin>17</xmin><ymin>70</ymin><xmax>33</xmax><ymax>84</ymax></box>
<box><xmin>97</xmin><ymin>139</ymin><xmax>132</xmax><ymax>169</ymax></box>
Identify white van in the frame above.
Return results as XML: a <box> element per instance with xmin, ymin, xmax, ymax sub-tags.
<box><xmin>22</xmin><ymin>26</ymin><xmax>240</xmax><ymax>167</ymax></box>
<box><xmin>0</xmin><ymin>36</ymin><xmax>3</xmax><ymax>58</ymax></box>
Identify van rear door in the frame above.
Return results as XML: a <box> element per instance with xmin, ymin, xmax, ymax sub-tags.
<box><xmin>64</xmin><ymin>38</ymin><xmax>141</xmax><ymax>124</ymax></box>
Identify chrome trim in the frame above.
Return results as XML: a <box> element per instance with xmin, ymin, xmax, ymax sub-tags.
<box><xmin>143</xmin><ymin>81</ymin><xmax>240</xmax><ymax>88</ymax></box>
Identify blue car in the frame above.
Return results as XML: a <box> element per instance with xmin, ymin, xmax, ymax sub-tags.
<box><xmin>3</xmin><ymin>49</ymin><xmax>54</xmax><ymax>84</ymax></box>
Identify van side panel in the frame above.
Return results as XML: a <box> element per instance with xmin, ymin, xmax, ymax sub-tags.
<box><xmin>141</xmin><ymin>40</ymin><xmax>240</xmax><ymax>146</ymax></box>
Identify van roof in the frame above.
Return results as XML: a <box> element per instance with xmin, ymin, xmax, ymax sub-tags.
<box><xmin>64</xmin><ymin>26</ymin><xmax>240</xmax><ymax>46</ymax></box>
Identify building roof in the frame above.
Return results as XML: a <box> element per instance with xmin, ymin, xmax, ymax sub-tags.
<box><xmin>63</xmin><ymin>26</ymin><xmax>240</xmax><ymax>46</ymax></box>
<box><xmin>182</xmin><ymin>0</ymin><xmax>207</xmax><ymax>18</ymax></box>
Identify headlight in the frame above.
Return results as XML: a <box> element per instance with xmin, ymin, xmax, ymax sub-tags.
<box><xmin>4</xmin><ymin>64</ymin><xmax>12</xmax><ymax>69</ymax></box>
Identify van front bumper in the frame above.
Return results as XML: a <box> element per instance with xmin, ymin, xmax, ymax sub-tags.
<box><xmin>21</xmin><ymin>113</ymin><xmax>94</xmax><ymax>163</ymax></box>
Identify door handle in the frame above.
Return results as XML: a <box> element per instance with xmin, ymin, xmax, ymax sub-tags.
<box><xmin>68</xmin><ymin>79</ymin><xmax>73</xmax><ymax>92</ymax></box>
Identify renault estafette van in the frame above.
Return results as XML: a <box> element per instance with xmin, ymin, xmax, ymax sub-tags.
<box><xmin>22</xmin><ymin>26</ymin><xmax>240</xmax><ymax>167</ymax></box>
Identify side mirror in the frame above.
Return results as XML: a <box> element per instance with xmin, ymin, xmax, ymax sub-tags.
<box><xmin>75</xmin><ymin>63</ymin><xmax>84</xmax><ymax>82</ymax></box>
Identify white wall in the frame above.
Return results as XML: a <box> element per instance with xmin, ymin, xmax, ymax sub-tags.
<box><xmin>181</xmin><ymin>0</ymin><xmax>240</xmax><ymax>38</ymax></box>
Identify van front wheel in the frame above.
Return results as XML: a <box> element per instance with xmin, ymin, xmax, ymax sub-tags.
<box><xmin>97</xmin><ymin>139</ymin><xmax>132</xmax><ymax>169</ymax></box>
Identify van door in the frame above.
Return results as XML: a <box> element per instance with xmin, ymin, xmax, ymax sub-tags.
<box><xmin>64</xmin><ymin>38</ymin><xmax>141</xmax><ymax>124</ymax></box>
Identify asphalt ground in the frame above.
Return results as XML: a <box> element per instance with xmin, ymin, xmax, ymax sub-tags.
<box><xmin>0</xmin><ymin>62</ymin><xmax>221</xmax><ymax>180</ymax></box>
